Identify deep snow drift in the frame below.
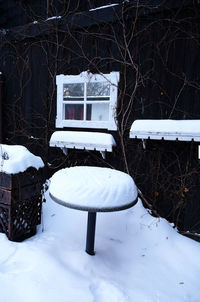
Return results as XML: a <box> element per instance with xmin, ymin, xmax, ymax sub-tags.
<box><xmin>0</xmin><ymin>191</ymin><xmax>199</xmax><ymax>302</ymax></box>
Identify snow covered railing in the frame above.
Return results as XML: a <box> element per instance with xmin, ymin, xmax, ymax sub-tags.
<box><xmin>129</xmin><ymin>120</ymin><xmax>200</xmax><ymax>142</ymax></box>
<box><xmin>49</xmin><ymin>131</ymin><xmax>116</xmax><ymax>157</ymax></box>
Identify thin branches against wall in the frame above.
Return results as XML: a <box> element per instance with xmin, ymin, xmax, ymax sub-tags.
<box><xmin>0</xmin><ymin>1</ymin><xmax>199</xmax><ymax>233</ymax></box>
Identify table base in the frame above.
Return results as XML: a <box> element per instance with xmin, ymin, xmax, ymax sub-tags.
<box><xmin>86</xmin><ymin>212</ymin><xmax>97</xmax><ymax>255</ymax></box>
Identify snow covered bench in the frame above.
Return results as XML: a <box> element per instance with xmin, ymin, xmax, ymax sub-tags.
<box><xmin>49</xmin><ymin>166</ymin><xmax>138</xmax><ymax>255</ymax></box>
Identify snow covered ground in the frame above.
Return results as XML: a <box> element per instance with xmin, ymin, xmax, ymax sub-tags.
<box><xmin>0</xmin><ymin>191</ymin><xmax>199</xmax><ymax>302</ymax></box>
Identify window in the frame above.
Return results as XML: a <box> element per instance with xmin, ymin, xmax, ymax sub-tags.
<box><xmin>56</xmin><ymin>71</ymin><xmax>119</xmax><ymax>130</ymax></box>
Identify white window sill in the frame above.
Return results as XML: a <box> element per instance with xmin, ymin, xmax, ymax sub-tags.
<box><xmin>129</xmin><ymin>120</ymin><xmax>200</xmax><ymax>142</ymax></box>
<box><xmin>49</xmin><ymin>131</ymin><xmax>116</xmax><ymax>152</ymax></box>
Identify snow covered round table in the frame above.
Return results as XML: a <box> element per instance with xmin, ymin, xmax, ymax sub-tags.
<box><xmin>49</xmin><ymin>166</ymin><xmax>138</xmax><ymax>255</ymax></box>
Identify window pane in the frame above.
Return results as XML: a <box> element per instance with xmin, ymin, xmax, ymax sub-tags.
<box><xmin>63</xmin><ymin>83</ymin><xmax>84</xmax><ymax>101</ymax></box>
<box><xmin>86</xmin><ymin>104</ymin><xmax>109</xmax><ymax>121</ymax></box>
<box><xmin>64</xmin><ymin>104</ymin><xmax>84</xmax><ymax>120</ymax></box>
<box><xmin>87</xmin><ymin>82</ymin><xmax>110</xmax><ymax>97</ymax></box>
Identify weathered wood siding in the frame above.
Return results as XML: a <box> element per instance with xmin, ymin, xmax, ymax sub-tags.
<box><xmin>0</xmin><ymin>1</ymin><xmax>199</xmax><ymax>234</ymax></box>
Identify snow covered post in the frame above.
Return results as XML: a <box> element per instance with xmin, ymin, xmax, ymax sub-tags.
<box><xmin>0</xmin><ymin>144</ymin><xmax>44</xmax><ymax>241</ymax></box>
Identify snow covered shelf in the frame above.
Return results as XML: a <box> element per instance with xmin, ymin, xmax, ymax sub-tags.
<box><xmin>129</xmin><ymin>120</ymin><xmax>200</xmax><ymax>142</ymax></box>
<box><xmin>49</xmin><ymin>131</ymin><xmax>116</xmax><ymax>152</ymax></box>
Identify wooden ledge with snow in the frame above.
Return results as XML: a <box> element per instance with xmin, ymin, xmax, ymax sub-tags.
<box><xmin>49</xmin><ymin>131</ymin><xmax>116</xmax><ymax>151</ymax></box>
<box><xmin>49</xmin><ymin>166</ymin><xmax>138</xmax><ymax>255</ymax></box>
<box><xmin>49</xmin><ymin>131</ymin><xmax>116</xmax><ymax>158</ymax></box>
<box><xmin>129</xmin><ymin>120</ymin><xmax>200</xmax><ymax>141</ymax></box>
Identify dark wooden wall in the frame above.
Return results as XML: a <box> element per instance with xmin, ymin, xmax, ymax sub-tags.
<box><xmin>0</xmin><ymin>0</ymin><xmax>125</xmax><ymax>29</ymax></box>
<box><xmin>0</xmin><ymin>2</ymin><xmax>200</xmax><ymax>234</ymax></box>
<box><xmin>0</xmin><ymin>74</ymin><xmax>3</xmax><ymax>143</ymax></box>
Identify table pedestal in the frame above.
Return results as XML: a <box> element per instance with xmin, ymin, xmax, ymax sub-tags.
<box><xmin>49</xmin><ymin>166</ymin><xmax>138</xmax><ymax>256</ymax></box>
<box><xmin>86</xmin><ymin>212</ymin><xmax>97</xmax><ymax>255</ymax></box>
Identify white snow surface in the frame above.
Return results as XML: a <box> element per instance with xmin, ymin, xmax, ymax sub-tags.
<box><xmin>0</xmin><ymin>191</ymin><xmax>199</xmax><ymax>302</ymax></box>
<box><xmin>130</xmin><ymin>119</ymin><xmax>200</xmax><ymax>141</ymax></box>
<box><xmin>0</xmin><ymin>144</ymin><xmax>44</xmax><ymax>174</ymax></box>
<box><xmin>49</xmin><ymin>131</ymin><xmax>116</xmax><ymax>152</ymax></box>
<box><xmin>46</xmin><ymin>16</ymin><xmax>61</xmax><ymax>21</ymax></box>
<box><xmin>89</xmin><ymin>4</ymin><xmax>119</xmax><ymax>11</ymax></box>
<box><xmin>49</xmin><ymin>166</ymin><xmax>137</xmax><ymax>210</ymax></box>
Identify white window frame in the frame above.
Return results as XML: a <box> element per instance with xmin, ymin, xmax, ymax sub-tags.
<box><xmin>56</xmin><ymin>71</ymin><xmax>119</xmax><ymax>130</ymax></box>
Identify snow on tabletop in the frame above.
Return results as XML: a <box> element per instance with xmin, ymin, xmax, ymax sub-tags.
<box><xmin>49</xmin><ymin>131</ymin><xmax>116</xmax><ymax>152</ymax></box>
<box><xmin>130</xmin><ymin>119</ymin><xmax>200</xmax><ymax>141</ymax></box>
<box><xmin>49</xmin><ymin>166</ymin><xmax>137</xmax><ymax>211</ymax></box>
<box><xmin>0</xmin><ymin>144</ymin><xmax>44</xmax><ymax>174</ymax></box>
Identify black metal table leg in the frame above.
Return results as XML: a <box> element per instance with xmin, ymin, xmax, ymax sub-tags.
<box><xmin>86</xmin><ymin>212</ymin><xmax>97</xmax><ymax>255</ymax></box>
